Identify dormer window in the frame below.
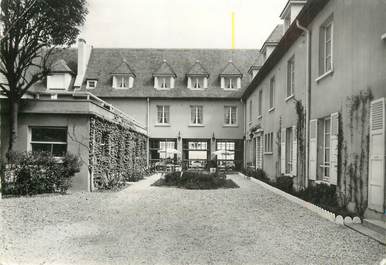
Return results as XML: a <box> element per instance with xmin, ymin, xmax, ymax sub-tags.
<box><xmin>47</xmin><ymin>59</ymin><xmax>73</xmax><ymax>91</ymax></box>
<box><xmin>153</xmin><ymin>59</ymin><xmax>177</xmax><ymax>90</ymax></box>
<box><xmin>112</xmin><ymin>75</ymin><xmax>134</xmax><ymax>89</ymax></box>
<box><xmin>86</xmin><ymin>79</ymin><xmax>97</xmax><ymax>89</ymax></box>
<box><xmin>110</xmin><ymin>60</ymin><xmax>136</xmax><ymax>89</ymax></box>
<box><xmin>186</xmin><ymin>60</ymin><xmax>209</xmax><ymax>90</ymax></box>
<box><xmin>220</xmin><ymin>60</ymin><xmax>242</xmax><ymax>91</ymax></box>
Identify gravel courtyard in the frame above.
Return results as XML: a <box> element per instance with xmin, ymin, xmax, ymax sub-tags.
<box><xmin>1</xmin><ymin>173</ymin><xmax>384</xmax><ymax>265</ymax></box>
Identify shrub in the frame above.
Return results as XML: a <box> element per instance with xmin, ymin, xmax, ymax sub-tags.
<box><xmin>153</xmin><ymin>171</ymin><xmax>238</xmax><ymax>189</ymax></box>
<box><xmin>1</xmin><ymin>152</ymin><xmax>81</xmax><ymax>196</ymax></box>
<box><xmin>274</xmin><ymin>175</ymin><xmax>293</xmax><ymax>193</ymax></box>
<box><xmin>242</xmin><ymin>167</ymin><xmax>270</xmax><ymax>183</ymax></box>
<box><xmin>295</xmin><ymin>183</ymin><xmax>338</xmax><ymax>208</ymax></box>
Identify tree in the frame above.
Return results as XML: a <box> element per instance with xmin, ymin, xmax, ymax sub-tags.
<box><xmin>0</xmin><ymin>0</ymin><xmax>88</xmax><ymax>152</ymax></box>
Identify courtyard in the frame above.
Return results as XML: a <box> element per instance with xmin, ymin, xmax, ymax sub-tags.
<box><xmin>0</xmin><ymin>173</ymin><xmax>384</xmax><ymax>265</ymax></box>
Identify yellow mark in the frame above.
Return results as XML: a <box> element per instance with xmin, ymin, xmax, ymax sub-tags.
<box><xmin>232</xmin><ymin>12</ymin><xmax>235</xmax><ymax>49</ymax></box>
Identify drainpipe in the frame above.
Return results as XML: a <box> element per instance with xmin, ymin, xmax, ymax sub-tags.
<box><xmin>242</xmin><ymin>98</ymin><xmax>246</xmax><ymax>168</ymax></box>
<box><xmin>146</xmin><ymin>97</ymin><xmax>150</xmax><ymax>168</ymax></box>
<box><xmin>296</xmin><ymin>20</ymin><xmax>311</xmax><ymax>188</ymax></box>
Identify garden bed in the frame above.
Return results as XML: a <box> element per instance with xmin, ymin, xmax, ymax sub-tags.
<box><xmin>152</xmin><ymin>171</ymin><xmax>239</xmax><ymax>189</ymax></box>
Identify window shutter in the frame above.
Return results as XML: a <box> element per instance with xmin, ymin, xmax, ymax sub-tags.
<box><xmin>220</xmin><ymin>77</ymin><xmax>225</xmax><ymax>89</ymax></box>
<box><xmin>128</xmin><ymin>76</ymin><xmax>134</xmax><ymax>88</ymax></box>
<box><xmin>203</xmin><ymin>77</ymin><xmax>208</xmax><ymax>88</ymax></box>
<box><xmin>154</xmin><ymin>77</ymin><xmax>158</xmax><ymax>89</ymax></box>
<box><xmin>170</xmin><ymin>77</ymin><xmax>175</xmax><ymax>88</ymax></box>
<box><xmin>237</xmin><ymin>77</ymin><xmax>241</xmax><ymax>89</ymax></box>
<box><xmin>368</xmin><ymin>98</ymin><xmax>385</xmax><ymax>212</ymax></box>
<box><xmin>260</xmin><ymin>134</ymin><xmax>264</xmax><ymax>169</ymax></box>
<box><xmin>292</xmin><ymin>125</ymin><xmax>297</xmax><ymax>176</ymax></box>
<box><xmin>329</xmin><ymin>112</ymin><xmax>339</xmax><ymax>185</ymax></box>
<box><xmin>187</xmin><ymin>77</ymin><xmax>192</xmax><ymax>89</ymax></box>
<box><xmin>281</xmin><ymin>128</ymin><xmax>286</xmax><ymax>174</ymax></box>
<box><xmin>255</xmin><ymin>136</ymin><xmax>259</xmax><ymax>169</ymax></box>
<box><xmin>309</xmin><ymin>119</ymin><xmax>318</xmax><ymax>180</ymax></box>
<box><xmin>112</xmin><ymin>76</ymin><xmax>117</xmax><ymax>88</ymax></box>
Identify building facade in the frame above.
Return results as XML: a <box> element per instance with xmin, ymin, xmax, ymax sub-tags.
<box><xmin>243</xmin><ymin>0</ymin><xmax>386</xmax><ymax>218</ymax></box>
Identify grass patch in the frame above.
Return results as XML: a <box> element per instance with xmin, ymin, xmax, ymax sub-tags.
<box><xmin>152</xmin><ymin>171</ymin><xmax>239</xmax><ymax>190</ymax></box>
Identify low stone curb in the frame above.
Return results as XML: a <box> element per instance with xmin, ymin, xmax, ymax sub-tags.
<box><xmin>238</xmin><ymin>173</ymin><xmax>361</xmax><ymax>225</ymax></box>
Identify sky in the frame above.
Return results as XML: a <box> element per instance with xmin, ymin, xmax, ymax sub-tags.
<box><xmin>79</xmin><ymin>0</ymin><xmax>288</xmax><ymax>49</ymax></box>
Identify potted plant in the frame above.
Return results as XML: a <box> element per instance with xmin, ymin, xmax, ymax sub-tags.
<box><xmin>208</xmin><ymin>159</ymin><xmax>217</xmax><ymax>173</ymax></box>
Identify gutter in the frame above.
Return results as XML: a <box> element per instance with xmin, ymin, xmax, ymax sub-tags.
<box><xmin>147</xmin><ymin>97</ymin><xmax>150</xmax><ymax>168</ymax></box>
<box><xmin>242</xmin><ymin>98</ymin><xmax>246</xmax><ymax>168</ymax></box>
<box><xmin>296</xmin><ymin>20</ymin><xmax>311</xmax><ymax>188</ymax></box>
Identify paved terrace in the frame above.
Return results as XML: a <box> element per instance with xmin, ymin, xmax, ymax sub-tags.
<box><xmin>0</xmin><ymin>174</ymin><xmax>384</xmax><ymax>265</ymax></box>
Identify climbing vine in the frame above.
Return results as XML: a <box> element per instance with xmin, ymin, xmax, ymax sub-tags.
<box><xmin>294</xmin><ymin>100</ymin><xmax>306</xmax><ymax>188</ymax></box>
<box><xmin>340</xmin><ymin>88</ymin><xmax>373</xmax><ymax>216</ymax></box>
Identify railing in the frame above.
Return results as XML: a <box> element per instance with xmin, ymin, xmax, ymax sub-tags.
<box><xmin>32</xmin><ymin>90</ymin><xmax>148</xmax><ymax>135</ymax></box>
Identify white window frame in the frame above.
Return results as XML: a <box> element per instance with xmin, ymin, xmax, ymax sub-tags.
<box><xmin>321</xmin><ymin>117</ymin><xmax>331</xmax><ymax>181</ymax></box>
<box><xmin>29</xmin><ymin>126</ymin><xmax>67</xmax><ymax>158</ymax></box>
<box><xmin>258</xmin><ymin>90</ymin><xmax>263</xmax><ymax>117</ymax></box>
<box><xmin>193</xmin><ymin>77</ymin><xmax>201</xmax><ymax>89</ymax></box>
<box><xmin>285</xmin><ymin>127</ymin><xmax>293</xmax><ymax>174</ymax></box>
<box><xmin>190</xmin><ymin>105</ymin><xmax>203</xmax><ymax>125</ymax></box>
<box><xmin>157</xmin><ymin>105</ymin><xmax>170</xmax><ymax>125</ymax></box>
<box><xmin>86</xmin><ymin>79</ymin><xmax>97</xmax><ymax>89</ymax></box>
<box><xmin>160</xmin><ymin>77</ymin><xmax>169</xmax><ymax>89</ymax></box>
<box><xmin>249</xmin><ymin>100</ymin><xmax>253</xmax><ymax>124</ymax></box>
<box><xmin>323</xmin><ymin>21</ymin><xmax>333</xmax><ymax>74</ymax></box>
<box><xmin>224</xmin><ymin>106</ymin><xmax>237</xmax><ymax>126</ymax></box>
<box><xmin>287</xmin><ymin>56</ymin><xmax>295</xmax><ymax>98</ymax></box>
<box><xmin>224</xmin><ymin>77</ymin><xmax>236</xmax><ymax>90</ymax></box>
<box><xmin>264</xmin><ymin>132</ymin><xmax>273</xmax><ymax>154</ymax></box>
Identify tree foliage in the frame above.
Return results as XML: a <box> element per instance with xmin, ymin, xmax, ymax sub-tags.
<box><xmin>0</xmin><ymin>0</ymin><xmax>88</xmax><ymax>151</ymax></box>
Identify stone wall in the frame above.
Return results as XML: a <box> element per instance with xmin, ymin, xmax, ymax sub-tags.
<box><xmin>89</xmin><ymin>116</ymin><xmax>147</xmax><ymax>189</ymax></box>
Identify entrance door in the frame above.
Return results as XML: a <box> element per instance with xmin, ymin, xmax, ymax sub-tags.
<box><xmin>368</xmin><ymin>98</ymin><xmax>385</xmax><ymax>213</ymax></box>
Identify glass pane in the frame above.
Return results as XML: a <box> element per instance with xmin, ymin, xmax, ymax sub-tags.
<box><xmin>189</xmin><ymin>151</ymin><xmax>207</xmax><ymax>160</ymax></box>
<box><xmin>31</xmin><ymin>127</ymin><xmax>67</xmax><ymax>142</ymax></box>
<box><xmin>52</xmin><ymin>144</ymin><xmax>67</xmax><ymax>156</ymax></box>
<box><xmin>32</xmin><ymin>143</ymin><xmax>51</xmax><ymax>153</ymax></box>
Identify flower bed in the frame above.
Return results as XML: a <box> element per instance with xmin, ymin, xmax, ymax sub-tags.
<box><xmin>152</xmin><ymin>171</ymin><xmax>239</xmax><ymax>189</ymax></box>
<box><xmin>241</xmin><ymin>167</ymin><xmax>358</xmax><ymax>218</ymax></box>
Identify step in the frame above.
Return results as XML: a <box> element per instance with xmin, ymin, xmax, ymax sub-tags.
<box><xmin>345</xmin><ymin>223</ymin><xmax>386</xmax><ymax>245</ymax></box>
<box><xmin>363</xmin><ymin>219</ymin><xmax>386</xmax><ymax>235</ymax></box>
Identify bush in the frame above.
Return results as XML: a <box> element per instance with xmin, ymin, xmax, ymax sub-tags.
<box><xmin>1</xmin><ymin>152</ymin><xmax>81</xmax><ymax>196</ymax></box>
<box><xmin>274</xmin><ymin>175</ymin><xmax>293</xmax><ymax>193</ymax></box>
<box><xmin>294</xmin><ymin>183</ymin><xmax>338</xmax><ymax>208</ymax></box>
<box><xmin>242</xmin><ymin>167</ymin><xmax>270</xmax><ymax>183</ymax></box>
<box><xmin>153</xmin><ymin>171</ymin><xmax>239</xmax><ymax>189</ymax></box>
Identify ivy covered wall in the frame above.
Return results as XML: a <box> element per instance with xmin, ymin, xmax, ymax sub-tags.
<box><xmin>89</xmin><ymin>116</ymin><xmax>147</xmax><ymax>190</ymax></box>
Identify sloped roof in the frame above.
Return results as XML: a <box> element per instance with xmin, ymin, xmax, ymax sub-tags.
<box><xmin>248</xmin><ymin>53</ymin><xmax>264</xmax><ymax>73</ymax></box>
<box><xmin>153</xmin><ymin>59</ymin><xmax>177</xmax><ymax>77</ymax></box>
<box><xmin>82</xmin><ymin>49</ymin><xmax>258</xmax><ymax>99</ymax></box>
<box><xmin>110</xmin><ymin>60</ymin><xmax>136</xmax><ymax>77</ymax></box>
<box><xmin>264</xmin><ymin>24</ymin><xmax>284</xmax><ymax>45</ymax></box>
<box><xmin>187</xmin><ymin>60</ymin><xmax>209</xmax><ymax>77</ymax></box>
<box><xmin>220</xmin><ymin>60</ymin><xmax>243</xmax><ymax>77</ymax></box>
<box><xmin>50</xmin><ymin>59</ymin><xmax>74</xmax><ymax>74</ymax></box>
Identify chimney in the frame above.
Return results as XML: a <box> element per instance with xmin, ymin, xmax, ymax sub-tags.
<box><xmin>74</xmin><ymin>38</ymin><xmax>92</xmax><ymax>88</ymax></box>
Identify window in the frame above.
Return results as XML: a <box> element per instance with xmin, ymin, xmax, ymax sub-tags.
<box><xmin>160</xmin><ymin>77</ymin><xmax>169</xmax><ymax>89</ymax></box>
<box><xmin>264</xmin><ymin>132</ymin><xmax>273</xmax><ymax>153</ymax></box>
<box><xmin>193</xmin><ymin>78</ymin><xmax>201</xmax><ymax>89</ymax></box>
<box><xmin>269</xmin><ymin>77</ymin><xmax>275</xmax><ymax>110</ymax></box>
<box><xmin>149</xmin><ymin>139</ymin><xmax>177</xmax><ymax>167</ymax></box>
<box><xmin>190</xmin><ymin>105</ymin><xmax>203</xmax><ymax>125</ymax></box>
<box><xmin>157</xmin><ymin>105</ymin><xmax>170</xmax><ymax>124</ymax></box>
<box><xmin>287</xmin><ymin>56</ymin><xmax>295</xmax><ymax>98</ymax></box>
<box><xmin>224</xmin><ymin>106</ymin><xmax>237</xmax><ymax>126</ymax></box>
<box><xmin>30</xmin><ymin>127</ymin><xmax>67</xmax><ymax>157</ymax></box>
<box><xmin>47</xmin><ymin>74</ymin><xmax>66</xmax><ymax>90</ymax></box>
<box><xmin>183</xmin><ymin>140</ymin><xmax>209</xmax><ymax>169</ymax></box>
<box><xmin>319</xmin><ymin>16</ymin><xmax>333</xmax><ymax>76</ymax></box>
<box><xmin>113</xmin><ymin>75</ymin><xmax>134</xmax><ymax>89</ymax></box>
<box><xmin>321</xmin><ymin>117</ymin><xmax>331</xmax><ymax>180</ymax></box>
<box><xmin>258</xmin><ymin>90</ymin><xmax>263</xmax><ymax>116</ymax></box>
<box><xmin>86</xmin><ymin>80</ymin><xmax>97</xmax><ymax>89</ymax></box>
<box><xmin>285</xmin><ymin>127</ymin><xmax>293</xmax><ymax>174</ymax></box>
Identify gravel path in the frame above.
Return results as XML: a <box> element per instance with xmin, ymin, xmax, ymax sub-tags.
<box><xmin>1</xmin><ymin>173</ymin><xmax>384</xmax><ymax>265</ymax></box>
